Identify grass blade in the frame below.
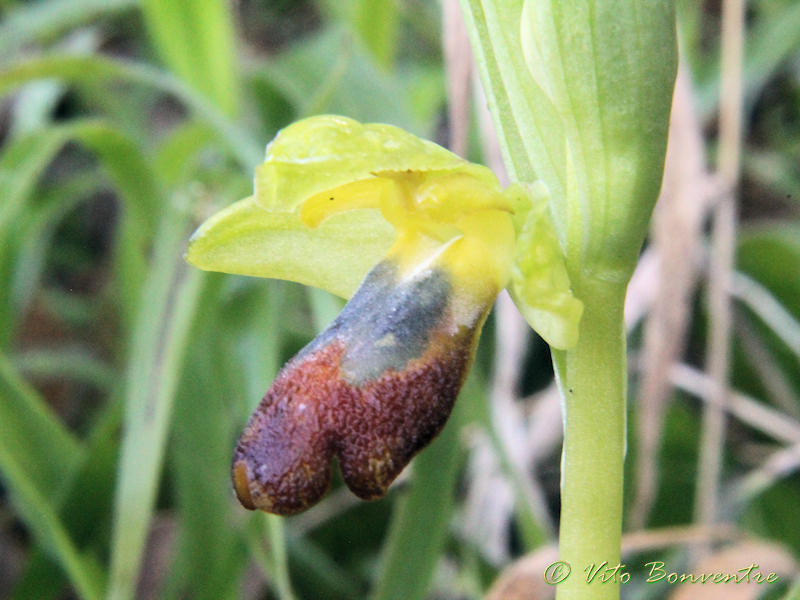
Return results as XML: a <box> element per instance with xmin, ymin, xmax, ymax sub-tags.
<box><xmin>371</xmin><ymin>386</ymin><xmax>465</xmax><ymax>600</ymax></box>
<box><xmin>0</xmin><ymin>125</ymin><xmax>75</xmax><ymax>343</ymax></box>
<box><xmin>744</xmin><ymin>2</ymin><xmax>800</xmax><ymax>111</ymax></box>
<box><xmin>259</xmin><ymin>27</ymin><xmax>419</xmax><ymax>133</ymax></box>
<box><xmin>0</xmin><ymin>445</ymin><xmax>106</xmax><ymax>600</ymax></box>
<box><xmin>140</xmin><ymin>0</ymin><xmax>240</xmax><ymax>115</ymax></box>
<box><xmin>353</xmin><ymin>0</ymin><xmax>400</xmax><ymax>69</ymax></box>
<box><xmin>0</xmin><ymin>353</ymin><xmax>81</xmax><ymax>494</ymax></box>
<box><xmin>0</xmin><ymin>125</ymin><xmax>74</xmax><ymax>235</ymax></box>
<box><xmin>246</xmin><ymin>515</ymin><xmax>296</xmax><ymax>600</ymax></box>
<box><xmin>12</xmin><ymin>394</ymin><xmax>123</xmax><ymax>600</ymax></box>
<box><xmin>165</xmin><ymin>275</ymin><xmax>248</xmax><ymax>600</ymax></box>
<box><xmin>74</xmin><ymin>122</ymin><xmax>163</xmax><ymax>331</ymax></box>
<box><xmin>320</xmin><ymin>0</ymin><xmax>399</xmax><ymax>69</ymax></box>
<box><xmin>0</xmin><ymin>0</ymin><xmax>137</xmax><ymax>57</ymax></box>
<box><xmin>287</xmin><ymin>536</ymin><xmax>363</xmax><ymax>600</ymax></box>
<box><xmin>0</xmin><ymin>54</ymin><xmax>261</xmax><ymax>169</ymax></box>
<box><xmin>106</xmin><ymin>199</ymin><xmax>205</xmax><ymax>600</ymax></box>
<box><xmin>7</xmin><ymin>174</ymin><xmax>99</xmax><ymax>322</ymax></box>
<box><xmin>0</xmin><ymin>353</ymin><xmax>105</xmax><ymax>599</ymax></box>
<box><xmin>0</xmin><ymin>119</ymin><xmax>163</xmax><ymax>340</ymax></box>
<box><xmin>231</xmin><ymin>283</ymin><xmax>296</xmax><ymax>599</ymax></box>
<box><xmin>13</xmin><ymin>348</ymin><xmax>116</xmax><ymax>393</ymax></box>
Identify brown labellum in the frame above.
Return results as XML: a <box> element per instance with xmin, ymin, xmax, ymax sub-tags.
<box><xmin>232</xmin><ymin>260</ymin><xmax>485</xmax><ymax>514</ymax></box>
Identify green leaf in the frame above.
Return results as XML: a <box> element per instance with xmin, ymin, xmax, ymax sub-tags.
<box><xmin>318</xmin><ymin>0</ymin><xmax>400</xmax><ymax>69</ymax></box>
<box><xmin>0</xmin><ymin>0</ymin><xmax>137</xmax><ymax>57</ymax></box>
<box><xmin>13</xmin><ymin>348</ymin><xmax>115</xmax><ymax>393</ymax></box>
<box><xmin>0</xmin><ymin>124</ymin><xmax>85</xmax><ymax>343</ymax></box>
<box><xmin>76</xmin><ymin>123</ymin><xmax>161</xmax><ymax>231</ymax></box>
<box><xmin>0</xmin><ymin>124</ymin><xmax>72</xmax><ymax>235</ymax></box>
<box><xmin>0</xmin><ymin>54</ymin><xmax>261</xmax><ymax>169</ymax></box>
<box><xmin>186</xmin><ymin>195</ymin><xmax>395</xmax><ymax>299</ymax></box>
<box><xmin>738</xmin><ymin>223</ymin><xmax>800</xmax><ymax>321</ymax></box>
<box><xmin>74</xmin><ymin>121</ymin><xmax>164</xmax><ymax>331</ymax></box>
<box><xmin>168</xmin><ymin>320</ymin><xmax>249</xmax><ymax>600</ymax></box>
<box><xmin>9</xmin><ymin>79</ymin><xmax>65</xmax><ymax>137</ymax></box>
<box><xmin>287</xmin><ymin>536</ymin><xmax>362</xmax><ymax>600</ymax></box>
<box><xmin>744</xmin><ymin>2</ymin><xmax>800</xmax><ymax>110</ymax></box>
<box><xmin>735</xmin><ymin>223</ymin><xmax>800</xmax><ymax>397</ymax></box>
<box><xmin>107</xmin><ymin>201</ymin><xmax>206</xmax><ymax>600</ymax></box>
<box><xmin>0</xmin><ymin>451</ymin><xmax>106</xmax><ymax>600</ymax></box>
<box><xmin>258</xmin><ymin>27</ymin><xmax>419</xmax><ymax>131</ymax></box>
<box><xmin>458</xmin><ymin>0</ymin><xmax>567</xmax><ymax>198</ymax></box>
<box><xmin>247</xmin><ymin>516</ymin><xmax>296</xmax><ymax>600</ymax></box>
<box><xmin>0</xmin><ymin>353</ymin><xmax>81</xmax><ymax>500</ymax></box>
<box><xmin>519</xmin><ymin>0</ymin><xmax>677</xmax><ymax>281</ymax></box>
<box><xmin>0</xmin><ymin>119</ymin><xmax>165</xmax><ymax>340</ymax></box>
<box><xmin>12</xmin><ymin>396</ymin><xmax>121</xmax><ymax>600</ymax></box>
<box><xmin>0</xmin><ymin>353</ymin><xmax>105</xmax><ymax>600</ymax></box>
<box><xmin>7</xmin><ymin>174</ymin><xmax>100</xmax><ymax>323</ymax></box>
<box><xmin>783</xmin><ymin>576</ymin><xmax>800</xmax><ymax>600</ymax></box>
<box><xmin>352</xmin><ymin>0</ymin><xmax>400</xmax><ymax>69</ymax></box>
<box><xmin>140</xmin><ymin>0</ymin><xmax>240</xmax><ymax>115</ymax></box>
<box><xmin>0</xmin><ymin>120</ymin><xmax>159</xmax><ymax>237</ymax></box>
<box><xmin>695</xmin><ymin>1</ymin><xmax>800</xmax><ymax>119</ymax></box>
<box><xmin>10</xmin><ymin>549</ymin><xmax>67</xmax><ymax>600</ymax></box>
<box><xmin>153</xmin><ymin>120</ymin><xmax>218</xmax><ymax>185</ymax></box>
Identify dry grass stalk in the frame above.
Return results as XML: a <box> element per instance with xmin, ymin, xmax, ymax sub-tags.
<box><xmin>730</xmin><ymin>271</ymin><xmax>800</xmax><ymax>362</ymax></box>
<box><xmin>733</xmin><ymin>314</ymin><xmax>800</xmax><ymax>419</ymax></box>
<box><xmin>630</xmin><ymin>64</ymin><xmax>711</xmax><ymax>529</ymax></box>
<box><xmin>443</xmin><ymin>0</ymin><xmax>471</xmax><ymax>157</ymax></box>
<box><xmin>731</xmin><ymin>442</ymin><xmax>800</xmax><ymax>506</ymax></box>
<box><xmin>625</xmin><ymin>247</ymin><xmax>661</xmax><ymax>330</ymax></box>
<box><xmin>694</xmin><ymin>0</ymin><xmax>745</xmax><ymax>548</ymax></box>
<box><xmin>668</xmin><ymin>540</ymin><xmax>797</xmax><ymax>600</ymax></box>
<box><xmin>670</xmin><ymin>363</ymin><xmax>800</xmax><ymax>445</ymax></box>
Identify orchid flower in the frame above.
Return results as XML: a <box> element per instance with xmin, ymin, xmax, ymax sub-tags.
<box><xmin>186</xmin><ymin>115</ymin><xmax>581</xmax><ymax>514</ymax></box>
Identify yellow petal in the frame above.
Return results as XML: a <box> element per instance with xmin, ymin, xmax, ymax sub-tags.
<box><xmin>186</xmin><ymin>196</ymin><xmax>394</xmax><ymax>298</ymax></box>
<box><xmin>254</xmin><ymin>115</ymin><xmax>495</xmax><ymax>212</ymax></box>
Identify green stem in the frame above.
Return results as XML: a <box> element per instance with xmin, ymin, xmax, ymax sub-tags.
<box><xmin>552</xmin><ymin>278</ymin><xmax>626</xmax><ymax>600</ymax></box>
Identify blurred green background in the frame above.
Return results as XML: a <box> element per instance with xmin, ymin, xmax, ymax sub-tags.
<box><xmin>0</xmin><ymin>1</ymin><xmax>799</xmax><ymax>599</ymax></box>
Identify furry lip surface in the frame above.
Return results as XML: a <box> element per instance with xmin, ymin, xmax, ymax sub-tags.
<box><xmin>232</xmin><ymin>260</ymin><xmax>485</xmax><ymax>515</ymax></box>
